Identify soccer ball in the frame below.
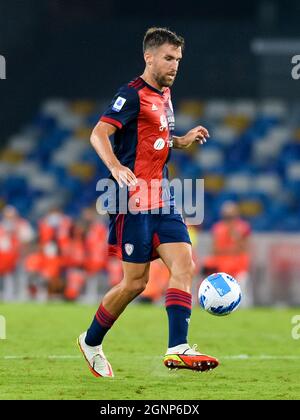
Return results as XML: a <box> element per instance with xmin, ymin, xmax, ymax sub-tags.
<box><xmin>198</xmin><ymin>272</ymin><xmax>242</xmax><ymax>316</ymax></box>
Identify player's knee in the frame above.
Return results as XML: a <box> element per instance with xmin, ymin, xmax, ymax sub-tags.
<box><xmin>190</xmin><ymin>259</ymin><xmax>196</xmax><ymax>277</ymax></box>
<box><xmin>172</xmin><ymin>259</ymin><xmax>195</xmax><ymax>283</ymax></box>
<box><xmin>121</xmin><ymin>277</ymin><xmax>147</xmax><ymax>297</ymax></box>
<box><xmin>130</xmin><ymin>280</ymin><xmax>147</xmax><ymax>295</ymax></box>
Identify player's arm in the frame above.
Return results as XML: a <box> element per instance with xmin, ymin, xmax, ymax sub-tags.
<box><xmin>90</xmin><ymin>121</ymin><xmax>137</xmax><ymax>187</ymax></box>
<box><xmin>172</xmin><ymin>125</ymin><xmax>210</xmax><ymax>149</ymax></box>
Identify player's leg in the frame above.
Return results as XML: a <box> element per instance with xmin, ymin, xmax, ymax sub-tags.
<box><xmin>78</xmin><ymin>261</ymin><xmax>150</xmax><ymax>378</ymax></box>
<box><xmin>156</xmin><ymin>241</ymin><xmax>194</xmax><ymax>349</ymax></box>
<box><xmin>155</xmin><ymin>212</ymin><xmax>219</xmax><ymax>371</ymax></box>
<box><xmin>78</xmin><ymin>212</ymin><xmax>152</xmax><ymax>377</ymax></box>
<box><xmin>157</xmin><ymin>242</ymin><xmax>218</xmax><ymax>371</ymax></box>
<box><xmin>85</xmin><ymin>261</ymin><xmax>150</xmax><ymax>346</ymax></box>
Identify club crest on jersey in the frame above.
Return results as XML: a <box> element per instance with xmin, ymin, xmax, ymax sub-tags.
<box><xmin>152</xmin><ymin>103</ymin><xmax>158</xmax><ymax>111</ymax></box>
<box><xmin>154</xmin><ymin>138</ymin><xmax>165</xmax><ymax>150</ymax></box>
<box><xmin>125</xmin><ymin>243</ymin><xmax>134</xmax><ymax>256</ymax></box>
<box><xmin>112</xmin><ymin>96</ymin><xmax>126</xmax><ymax>112</ymax></box>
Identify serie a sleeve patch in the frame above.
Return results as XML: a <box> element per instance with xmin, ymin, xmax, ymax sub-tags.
<box><xmin>112</xmin><ymin>96</ymin><xmax>127</xmax><ymax>112</ymax></box>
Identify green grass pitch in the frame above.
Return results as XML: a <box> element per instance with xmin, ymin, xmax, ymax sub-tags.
<box><xmin>0</xmin><ymin>302</ymin><xmax>300</xmax><ymax>400</ymax></box>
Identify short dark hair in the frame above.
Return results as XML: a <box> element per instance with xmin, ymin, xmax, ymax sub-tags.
<box><xmin>143</xmin><ymin>27</ymin><xmax>185</xmax><ymax>53</ymax></box>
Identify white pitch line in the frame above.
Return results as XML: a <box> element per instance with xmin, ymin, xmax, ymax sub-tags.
<box><xmin>221</xmin><ymin>355</ymin><xmax>300</xmax><ymax>360</ymax></box>
<box><xmin>2</xmin><ymin>355</ymin><xmax>81</xmax><ymax>360</ymax></box>
<box><xmin>1</xmin><ymin>354</ymin><xmax>300</xmax><ymax>360</ymax></box>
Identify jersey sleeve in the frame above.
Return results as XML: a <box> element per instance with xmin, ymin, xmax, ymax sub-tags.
<box><xmin>100</xmin><ymin>85</ymin><xmax>139</xmax><ymax>130</ymax></box>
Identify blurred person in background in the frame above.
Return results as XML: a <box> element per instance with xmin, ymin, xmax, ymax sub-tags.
<box><xmin>1</xmin><ymin>205</ymin><xmax>35</xmax><ymax>251</ymax></box>
<box><xmin>56</xmin><ymin>208</ymin><xmax>110</xmax><ymax>302</ymax></box>
<box><xmin>0</xmin><ymin>205</ymin><xmax>35</xmax><ymax>301</ymax></box>
<box><xmin>24</xmin><ymin>207</ymin><xmax>72</xmax><ymax>301</ymax></box>
<box><xmin>24</xmin><ymin>238</ymin><xmax>65</xmax><ymax>301</ymax></box>
<box><xmin>38</xmin><ymin>207</ymin><xmax>73</xmax><ymax>249</ymax></box>
<box><xmin>81</xmin><ymin>207</ymin><xmax>108</xmax><ymax>277</ymax></box>
<box><xmin>203</xmin><ymin>201</ymin><xmax>253</xmax><ymax>307</ymax></box>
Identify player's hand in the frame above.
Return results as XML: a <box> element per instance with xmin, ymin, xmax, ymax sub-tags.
<box><xmin>184</xmin><ymin>125</ymin><xmax>210</xmax><ymax>146</ymax></box>
<box><xmin>111</xmin><ymin>163</ymin><xmax>137</xmax><ymax>188</ymax></box>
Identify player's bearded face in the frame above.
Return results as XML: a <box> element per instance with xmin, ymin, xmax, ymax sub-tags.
<box><xmin>154</xmin><ymin>70</ymin><xmax>176</xmax><ymax>88</ymax></box>
<box><xmin>151</xmin><ymin>44</ymin><xmax>182</xmax><ymax>88</ymax></box>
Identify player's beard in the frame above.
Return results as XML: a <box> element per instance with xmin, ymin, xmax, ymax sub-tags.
<box><xmin>155</xmin><ymin>72</ymin><xmax>176</xmax><ymax>88</ymax></box>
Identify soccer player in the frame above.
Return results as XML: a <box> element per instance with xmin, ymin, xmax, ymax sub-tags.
<box><xmin>78</xmin><ymin>27</ymin><xmax>219</xmax><ymax>377</ymax></box>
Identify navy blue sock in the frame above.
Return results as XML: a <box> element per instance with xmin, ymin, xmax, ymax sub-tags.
<box><xmin>165</xmin><ymin>288</ymin><xmax>192</xmax><ymax>348</ymax></box>
<box><xmin>85</xmin><ymin>304</ymin><xmax>117</xmax><ymax>346</ymax></box>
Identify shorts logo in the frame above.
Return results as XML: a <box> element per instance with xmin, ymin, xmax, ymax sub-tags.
<box><xmin>125</xmin><ymin>243</ymin><xmax>134</xmax><ymax>256</ymax></box>
<box><xmin>154</xmin><ymin>138</ymin><xmax>165</xmax><ymax>150</ymax></box>
<box><xmin>112</xmin><ymin>96</ymin><xmax>126</xmax><ymax>112</ymax></box>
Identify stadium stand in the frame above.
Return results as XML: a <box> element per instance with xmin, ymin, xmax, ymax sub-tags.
<box><xmin>1</xmin><ymin>98</ymin><xmax>300</xmax><ymax>230</ymax></box>
<box><xmin>1</xmin><ymin>97</ymin><xmax>300</xmax><ymax>303</ymax></box>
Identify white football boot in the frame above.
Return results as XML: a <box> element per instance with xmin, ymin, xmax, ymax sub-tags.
<box><xmin>77</xmin><ymin>332</ymin><xmax>114</xmax><ymax>378</ymax></box>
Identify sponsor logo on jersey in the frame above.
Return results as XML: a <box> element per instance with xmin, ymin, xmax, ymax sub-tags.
<box><xmin>112</xmin><ymin>96</ymin><xmax>126</xmax><ymax>112</ymax></box>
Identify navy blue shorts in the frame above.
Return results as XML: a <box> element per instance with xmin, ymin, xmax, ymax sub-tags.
<box><xmin>108</xmin><ymin>209</ymin><xmax>191</xmax><ymax>263</ymax></box>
